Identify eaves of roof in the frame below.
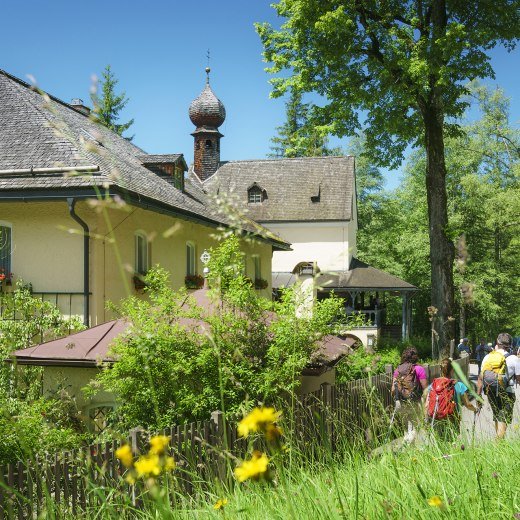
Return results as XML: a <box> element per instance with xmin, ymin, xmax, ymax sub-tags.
<box><xmin>0</xmin><ymin>186</ymin><xmax>291</xmax><ymax>251</ymax></box>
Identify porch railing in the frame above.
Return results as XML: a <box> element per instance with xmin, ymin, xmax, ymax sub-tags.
<box><xmin>346</xmin><ymin>308</ymin><xmax>383</xmax><ymax>328</ymax></box>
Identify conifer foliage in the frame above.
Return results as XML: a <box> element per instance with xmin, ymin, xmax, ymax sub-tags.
<box><xmin>91</xmin><ymin>65</ymin><xmax>134</xmax><ymax>140</ymax></box>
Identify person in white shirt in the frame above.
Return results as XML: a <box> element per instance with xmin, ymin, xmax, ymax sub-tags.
<box><xmin>477</xmin><ymin>333</ymin><xmax>520</xmax><ymax>439</ymax></box>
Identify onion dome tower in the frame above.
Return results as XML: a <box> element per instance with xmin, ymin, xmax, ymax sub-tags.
<box><xmin>189</xmin><ymin>67</ymin><xmax>226</xmax><ymax>181</ymax></box>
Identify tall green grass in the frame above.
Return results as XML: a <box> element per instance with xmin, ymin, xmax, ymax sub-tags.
<box><xmin>40</xmin><ymin>433</ymin><xmax>520</xmax><ymax>519</ymax></box>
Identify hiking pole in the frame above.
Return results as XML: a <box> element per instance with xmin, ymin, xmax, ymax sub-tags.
<box><xmin>471</xmin><ymin>406</ymin><xmax>481</xmax><ymax>445</ymax></box>
<box><xmin>386</xmin><ymin>400</ymin><xmax>400</xmax><ymax>442</ymax></box>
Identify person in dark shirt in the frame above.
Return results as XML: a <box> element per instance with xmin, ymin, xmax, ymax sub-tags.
<box><xmin>457</xmin><ymin>338</ymin><xmax>471</xmax><ymax>357</ymax></box>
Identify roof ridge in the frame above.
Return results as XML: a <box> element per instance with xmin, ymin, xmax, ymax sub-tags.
<box><xmin>0</xmin><ymin>68</ymin><xmax>91</xmax><ymax>119</ymax></box>
<box><xmin>221</xmin><ymin>156</ymin><xmax>353</xmax><ymax>165</ymax></box>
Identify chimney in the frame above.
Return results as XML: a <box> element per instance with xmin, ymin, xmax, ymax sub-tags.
<box><xmin>70</xmin><ymin>98</ymin><xmax>91</xmax><ymax>116</ymax></box>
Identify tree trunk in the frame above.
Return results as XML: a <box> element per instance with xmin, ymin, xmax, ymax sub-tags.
<box><xmin>421</xmin><ymin>101</ymin><xmax>455</xmax><ymax>358</ymax></box>
<box><xmin>459</xmin><ymin>290</ymin><xmax>465</xmax><ymax>340</ymax></box>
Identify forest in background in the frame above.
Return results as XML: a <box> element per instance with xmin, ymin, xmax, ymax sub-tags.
<box><xmin>271</xmin><ymin>83</ymin><xmax>520</xmax><ymax>342</ymax></box>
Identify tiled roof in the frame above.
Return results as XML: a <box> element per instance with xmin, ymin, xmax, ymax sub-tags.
<box><xmin>12</xmin><ymin>289</ymin><xmax>348</xmax><ymax>367</ymax></box>
<box><xmin>202</xmin><ymin>156</ymin><xmax>355</xmax><ymax>222</ymax></box>
<box><xmin>0</xmin><ymin>69</ymin><xmax>288</xmax><ymax>249</ymax></box>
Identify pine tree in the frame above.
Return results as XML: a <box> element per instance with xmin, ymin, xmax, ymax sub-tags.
<box><xmin>269</xmin><ymin>90</ymin><xmax>340</xmax><ymax>158</ymax></box>
<box><xmin>91</xmin><ymin>65</ymin><xmax>134</xmax><ymax>140</ymax></box>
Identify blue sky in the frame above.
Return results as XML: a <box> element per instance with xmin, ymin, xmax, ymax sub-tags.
<box><xmin>2</xmin><ymin>0</ymin><xmax>518</xmax><ymax>189</ymax></box>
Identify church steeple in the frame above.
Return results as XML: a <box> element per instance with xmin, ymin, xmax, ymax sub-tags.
<box><xmin>189</xmin><ymin>68</ymin><xmax>226</xmax><ymax>181</ymax></box>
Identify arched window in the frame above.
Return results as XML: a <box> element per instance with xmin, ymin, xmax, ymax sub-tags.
<box><xmin>0</xmin><ymin>222</ymin><xmax>12</xmax><ymax>277</ymax></box>
<box><xmin>248</xmin><ymin>185</ymin><xmax>264</xmax><ymax>204</ymax></box>
<box><xmin>135</xmin><ymin>232</ymin><xmax>149</xmax><ymax>275</ymax></box>
<box><xmin>186</xmin><ymin>242</ymin><xmax>196</xmax><ymax>276</ymax></box>
<box><xmin>205</xmin><ymin>139</ymin><xmax>212</xmax><ymax>149</ymax></box>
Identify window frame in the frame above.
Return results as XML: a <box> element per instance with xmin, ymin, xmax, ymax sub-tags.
<box><xmin>252</xmin><ymin>254</ymin><xmax>261</xmax><ymax>280</ymax></box>
<box><xmin>134</xmin><ymin>231</ymin><xmax>149</xmax><ymax>275</ymax></box>
<box><xmin>0</xmin><ymin>221</ymin><xmax>12</xmax><ymax>277</ymax></box>
<box><xmin>186</xmin><ymin>242</ymin><xmax>196</xmax><ymax>276</ymax></box>
<box><xmin>248</xmin><ymin>186</ymin><xmax>263</xmax><ymax>204</ymax></box>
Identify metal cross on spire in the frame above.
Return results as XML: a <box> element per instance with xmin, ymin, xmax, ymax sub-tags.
<box><xmin>205</xmin><ymin>49</ymin><xmax>211</xmax><ymax>83</ymax></box>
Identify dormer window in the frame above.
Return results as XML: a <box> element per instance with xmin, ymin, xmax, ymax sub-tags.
<box><xmin>248</xmin><ymin>184</ymin><xmax>266</xmax><ymax>204</ymax></box>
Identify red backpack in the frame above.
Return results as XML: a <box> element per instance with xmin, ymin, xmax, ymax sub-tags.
<box><xmin>427</xmin><ymin>378</ymin><xmax>457</xmax><ymax>420</ymax></box>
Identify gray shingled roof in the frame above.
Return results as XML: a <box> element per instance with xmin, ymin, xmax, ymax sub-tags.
<box><xmin>273</xmin><ymin>258</ymin><xmax>417</xmax><ymax>291</ymax></box>
<box><xmin>202</xmin><ymin>156</ymin><xmax>355</xmax><ymax>222</ymax></box>
<box><xmin>138</xmin><ymin>154</ymin><xmax>185</xmax><ymax>165</ymax></box>
<box><xmin>0</xmin><ymin>69</ymin><xmax>288</xmax><ymax>249</ymax></box>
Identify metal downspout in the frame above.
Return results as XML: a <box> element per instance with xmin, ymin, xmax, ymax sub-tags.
<box><xmin>67</xmin><ymin>198</ymin><xmax>90</xmax><ymax>326</ymax></box>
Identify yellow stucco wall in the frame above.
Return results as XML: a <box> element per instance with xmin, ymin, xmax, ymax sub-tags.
<box><xmin>299</xmin><ymin>368</ymin><xmax>336</xmax><ymax>394</ymax></box>
<box><xmin>1</xmin><ymin>200</ymin><xmax>273</xmax><ymax>325</ymax></box>
<box><xmin>42</xmin><ymin>365</ymin><xmax>115</xmax><ymax>415</ymax></box>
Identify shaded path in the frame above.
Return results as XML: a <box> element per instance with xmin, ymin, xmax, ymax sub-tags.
<box><xmin>460</xmin><ymin>363</ymin><xmax>520</xmax><ymax>441</ymax></box>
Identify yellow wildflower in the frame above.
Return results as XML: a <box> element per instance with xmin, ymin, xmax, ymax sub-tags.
<box><xmin>238</xmin><ymin>407</ymin><xmax>281</xmax><ymax>438</ymax></box>
<box><xmin>125</xmin><ymin>473</ymin><xmax>136</xmax><ymax>485</ymax></box>
<box><xmin>213</xmin><ymin>498</ymin><xmax>228</xmax><ymax>510</ymax></box>
<box><xmin>149</xmin><ymin>435</ymin><xmax>170</xmax><ymax>455</ymax></box>
<box><xmin>164</xmin><ymin>456</ymin><xmax>176</xmax><ymax>471</ymax></box>
<box><xmin>134</xmin><ymin>454</ymin><xmax>161</xmax><ymax>478</ymax></box>
<box><xmin>234</xmin><ymin>451</ymin><xmax>269</xmax><ymax>483</ymax></box>
<box><xmin>427</xmin><ymin>496</ymin><xmax>444</xmax><ymax>508</ymax></box>
<box><xmin>115</xmin><ymin>444</ymin><xmax>133</xmax><ymax>468</ymax></box>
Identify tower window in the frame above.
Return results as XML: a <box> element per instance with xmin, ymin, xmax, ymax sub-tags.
<box><xmin>248</xmin><ymin>185</ymin><xmax>264</xmax><ymax>204</ymax></box>
<box><xmin>205</xmin><ymin>139</ymin><xmax>212</xmax><ymax>149</ymax></box>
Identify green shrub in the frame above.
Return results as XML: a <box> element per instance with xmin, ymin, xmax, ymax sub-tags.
<box><xmin>0</xmin><ymin>397</ymin><xmax>87</xmax><ymax>465</ymax></box>
<box><xmin>92</xmin><ymin>236</ymin><xmax>344</xmax><ymax>430</ymax></box>
<box><xmin>335</xmin><ymin>336</ymin><xmax>432</xmax><ymax>383</ymax></box>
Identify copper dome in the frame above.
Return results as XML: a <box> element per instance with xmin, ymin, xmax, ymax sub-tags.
<box><xmin>189</xmin><ymin>82</ymin><xmax>226</xmax><ymax>128</ymax></box>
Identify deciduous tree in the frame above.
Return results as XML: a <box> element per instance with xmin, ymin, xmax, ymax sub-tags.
<box><xmin>256</xmin><ymin>0</ymin><xmax>519</xmax><ymax>354</ymax></box>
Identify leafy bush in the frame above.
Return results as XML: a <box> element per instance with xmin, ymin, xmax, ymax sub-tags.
<box><xmin>335</xmin><ymin>336</ymin><xmax>432</xmax><ymax>383</ymax></box>
<box><xmin>0</xmin><ymin>397</ymin><xmax>87</xmax><ymax>465</ymax></box>
<box><xmin>93</xmin><ymin>236</ymin><xmax>344</xmax><ymax>430</ymax></box>
<box><xmin>0</xmin><ymin>282</ymin><xmax>87</xmax><ymax>463</ymax></box>
<box><xmin>0</xmin><ymin>281</ymin><xmax>84</xmax><ymax>399</ymax></box>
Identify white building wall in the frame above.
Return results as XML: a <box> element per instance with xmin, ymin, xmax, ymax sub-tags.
<box><xmin>266</xmin><ymin>222</ymin><xmax>353</xmax><ymax>273</ymax></box>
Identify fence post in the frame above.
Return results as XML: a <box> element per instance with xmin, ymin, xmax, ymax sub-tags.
<box><xmin>210</xmin><ymin>411</ymin><xmax>228</xmax><ymax>483</ymax></box>
<box><xmin>129</xmin><ymin>427</ymin><xmax>145</xmax><ymax>455</ymax></box>
<box><xmin>320</xmin><ymin>383</ymin><xmax>334</xmax><ymax>451</ymax></box>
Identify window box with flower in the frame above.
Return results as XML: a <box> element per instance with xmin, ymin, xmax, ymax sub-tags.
<box><xmin>184</xmin><ymin>274</ymin><xmax>204</xmax><ymax>290</ymax></box>
<box><xmin>133</xmin><ymin>274</ymin><xmax>148</xmax><ymax>292</ymax></box>
<box><xmin>0</xmin><ymin>269</ymin><xmax>13</xmax><ymax>287</ymax></box>
<box><xmin>254</xmin><ymin>278</ymin><xmax>268</xmax><ymax>290</ymax></box>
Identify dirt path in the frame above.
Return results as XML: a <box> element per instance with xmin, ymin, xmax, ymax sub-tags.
<box><xmin>460</xmin><ymin>363</ymin><xmax>520</xmax><ymax>441</ymax></box>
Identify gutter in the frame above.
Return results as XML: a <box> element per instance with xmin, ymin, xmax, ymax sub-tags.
<box><xmin>7</xmin><ymin>358</ymin><xmax>111</xmax><ymax>368</ymax></box>
<box><xmin>0</xmin><ymin>187</ymin><xmax>291</xmax><ymax>251</ymax></box>
<box><xmin>67</xmin><ymin>198</ymin><xmax>90</xmax><ymax>326</ymax></box>
<box><xmin>0</xmin><ymin>165</ymin><xmax>99</xmax><ymax>176</ymax></box>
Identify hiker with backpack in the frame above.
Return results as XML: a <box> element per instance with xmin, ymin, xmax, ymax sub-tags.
<box><xmin>424</xmin><ymin>358</ymin><xmax>479</xmax><ymax>440</ymax></box>
<box><xmin>391</xmin><ymin>347</ymin><xmax>428</xmax><ymax>442</ymax></box>
<box><xmin>477</xmin><ymin>333</ymin><xmax>520</xmax><ymax>440</ymax></box>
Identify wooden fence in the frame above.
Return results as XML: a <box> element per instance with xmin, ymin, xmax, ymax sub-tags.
<box><xmin>0</xmin><ymin>356</ymin><xmax>469</xmax><ymax>517</ymax></box>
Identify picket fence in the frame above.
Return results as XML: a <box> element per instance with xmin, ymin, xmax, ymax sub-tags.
<box><xmin>0</xmin><ymin>356</ymin><xmax>469</xmax><ymax>518</ymax></box>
